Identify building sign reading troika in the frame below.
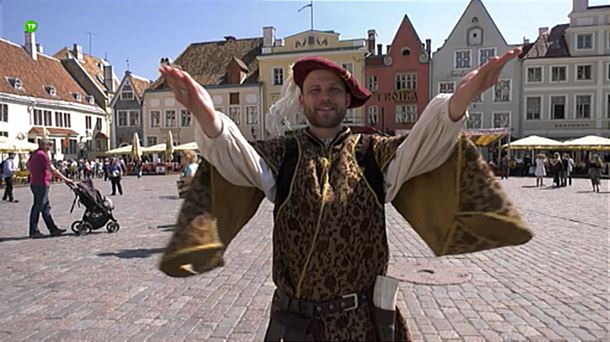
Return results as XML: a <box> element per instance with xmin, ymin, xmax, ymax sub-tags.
<box><xmin>375</xmin><ymin>90</ymin><xmax>417</xmax><ymax>103</ymax></box>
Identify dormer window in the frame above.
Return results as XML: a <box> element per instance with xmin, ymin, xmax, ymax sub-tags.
<box><xmin>121</xmin><ymin>83</ymin><xmax>134</xmax><ymax>100</ymax></box>
<box><xmin>45</xmin><ymin>85</ymin><xmax>57</xmax><ymax>97</ymax></box>
<box><xmin>85</xmin><ymin>95</ymin><xmax>95</xmax><ymax>104</ymax></box>
<box><xmin>72</xmin><ymin>92</ymin><xmax>82</xmax><ymax>101</ymax></box>
<box><xmin>7</xmin><ymin>77</ymin><xmax>23</xmax><ymax>90</ymax></box>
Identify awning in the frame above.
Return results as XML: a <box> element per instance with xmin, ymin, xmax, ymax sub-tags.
<box><xmin>174</xmin><ymin>142</ymin><xmax>198</xmax><ymax>151</ymax></box>
<box><xmin>105</xmin><ymin>144</ymin><xmax>132</xmax><ymax>155</ymax></box>
<box><xmin>95</xmin><ymin>132</ymin><xmax>108</xmax><ymax>139</ymax></box>
<box><xmin>0</xmin><ymin>137</ymin><xmax>39</xmax><ymax>152</ymax></box>
<box><xmin>502</xmin><ymin>135</ymin><xmax>564</xmax><ymax>150</ymax></box>
<box><xmin>464</xmin><ymin>128</ymin><xmax>510</xmax><ymax>147</ymax></box>
<box><xmin>142</xmin><ymin>143</ymin><xmax>167</xmax><ymax>153</ymax></box>
<box><xmin>28</xmin><ymin>127</ymin><xmax>79</xmax><ymax>137</ymax></box>
<box><xmin>561</xmin><ymin>135</ymin><xmax>610</xmax><ymax>151</ymax></box>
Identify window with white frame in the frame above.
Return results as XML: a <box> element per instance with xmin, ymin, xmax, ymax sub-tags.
<box><xmin>44</xmin><ymin>110</ymin><xmax>52</xmax><ymax>126</ymax></box>
<box><xmin>246</xmin><ymin>106</ymin><xmax>258</xmax><ymax>125</ymax></box>
<box><xmin>150</xmin><ymin>111</ymin><xmax>160</xmax><ymax>127</ymax></box>
<box><xmin>85</xmin><ymin>115</ymin><xmax>92</xmax><ymax>129</ymax></box>
<box><xmin>479</xmin><ymin>48</ymin><xmax>495</xmax><ymax>66</ymax></box>
<box><xmin>367</xmin><ymin>75</ymin><xmax>378</xmax><ymax>91</ymax></box>
<box><xmin>454</xmin><ymin>50</ymin><xmax>471</xmax><ymax>69</ymax></box>
<box><xmin>118</xmin><ymin>111</ymin><xmax>127</xmax><ymax>127</ymax></box>
<box><xmin>395</xmin><ymin>104</ymin><xmax>417</xmax><ymax>124</ymax></box>
<box><xmin>439</xmin><ymin>82</ymin><xmax>455</xmax><ymax>94</ymax></box>
<box><xmin>576</xmin><ymin>65</ymin><xmax>592</xmax><ymax>81</ymax></box>
<box><xmin>551</xmin><ymin>66</ymin><xmax>567</xmax><ymax>82</ymax></box>
<box><xmin>165</xmin><ymin>110</ymin><xmax>176</xmax><ymax>127</ymax></box>
<box><xmin>33</xmin><ymin>109</ymin><xmax>43</xmax><ymax>126</ymax></box>
<box><xmin>181</xmin><ymin>110</ymin><xmax>191</xmax><ymax>127</ymax></box>
<box><xmin>492</xmin><ymin>112</ymin><xmax>510</xmax><ymax>128</ymax></box>
<box><xmin>55</xmin><ymin>112</ymin><xmax>63</xmax><ymax>127</ymax></box>
<box><xmin>147</xmin><ymin>136</ymin><xmax>157</xmax><ymax>146</ymax></box>
<box><xmin>215</xmin><ymin>106</ymin><xmax>225</xmax><ymax>114</ymax></box>
<box><xmin>527</xmin><ymin>67</ymin><xmax>542</xmax><ymax>83</ymax></box>
<box><xmin>228</xmin><ymin>105</ymin><xmax>241</xmax><ymax>124</ymax></box>
<box><xmin>395</xmin><ymin>73</ymin><xmax>416</xmax><ymax>90</ymax></box>
<box><xmin>0</xmin><ymin>103</ymin><xmax>7</xmax><ymax>122</ymax></box>
<box><xmin>121</xmin><ymin>83</ymin><xmax>134</xmax><ymax>100</ymax></box>
<box><xmin>129</xmin><ymin>110</ymin><xmax>139</xmax><ymax>126</ymax></box>
<box><xmin>343</xmin><ymin>109</ymin><xmax>355</xmax><ymax>124</ymax></box>
<box><xmin>494</xmin><ymin>80</ymin><xmax>511</xmax><ymax>102</ymax></box>
<box><xmin>64</xmin><ymin>113</ymin><xmax>71</xmax><ymax>128</ymax></box>
<box><xmin>466</xmin><ymin>112</ymin><xmax>482</xmax><ymax>129</ymax></box>
<box><xmin>526</xmin><ymin>96</ymin><xmax>542</xmax><ymax>120</ymax></box>
<box><xmin>367</xmin><ymin>106</ymin><xmax>379</xmax><ymax>124</ymax></box>
<box><xmin>575</xmin><ymin>95</ymin><xmax>591</xmax><ymax>119</ymax></box>
<box><xmin>273</xmin><ymin>68</ymin><xmax>284</xmax><ymax>86</ymax></box>
<box><xmin>607</xmin><ymin>94</ymin><xmax>610</xmax><ymax>118</ymax></box>
<box><xmin>550</xmin><ymin>96</ymin><xmax>566</xmax><ymax>120</ymax></box>
<box><xmin>0</xmin><ymin>131</ymin><xmax>8</xmax><ymax>137</ymax></box>
<box><xmin>576</xmin><ymin>33</ymin><xmax>593</xmax><ymax>49</ymax></box>
<box><xmin>95</xmin><ymin>118</ymin><xmax>102</xmax><ymax>131</ymax></box>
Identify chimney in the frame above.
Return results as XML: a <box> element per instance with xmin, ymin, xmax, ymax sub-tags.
<box><xmin>386</xmin><ymin>45</ymin><xmax>391</xmax><ymax>54</ymax></box>
<box><xmin>377</xmin><ymin>44</ymin><xmax>383</xmax><ymax>55</ymax></box>
<box><xmin>224</xmin><ymin>36</ymin><xmax>236</xmax><ymax>42</ymax></box>
<box><xmin>538</xmin><ymin>27</ymin><xmax>549</xmax><ymax>36</ymax></box>
<box><xmin>36</xmin><ymin>43</ymin><xmax>44</xmax><ymax>54</ymax></box>
<box><xmin>425</xmin><ymin>39</ymin><xmax>431</xmax><ymax>57</ymax></box>
<box><xmin>73</xmin><ymin>43</ymin><xmax>83</xmax><ymax>60</ymax></box>
<box><xmin>523</xmin><ymin>37</ymin><xmax>530</xmax><ymax>45</ymax></box>
<box><xmin>103</xmin><ymin>65</ymin><xmax>115</xmax><ymax>93</ymax></box>
<box><xmin>263</xmin><ymin>26</ymin><xmax>275</xmax><ymax>48</ymax></box>
<box><xmin>572</xmin><ymin>0</ymin><xmax>588</xmax><ymax>12</ymax></box>
<box><xmin>25</xmin><ymin>32</ymin><xmax>37</xmax><ymax>60</ymax></box>
<box><xmin>367</xmin><ymin>29</ymin><xmax>376</xmax><ymax>54</ymax></box>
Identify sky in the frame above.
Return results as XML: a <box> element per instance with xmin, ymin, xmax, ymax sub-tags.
<box><xmin>1</xmin><ymin>0</ymin><xmax>608</xmax><ymax>82</ymax></box>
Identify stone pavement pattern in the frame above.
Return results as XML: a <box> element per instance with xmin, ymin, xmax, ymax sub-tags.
<box><xmin>0</xmin><ymin>175</ymin><xmax>608</xmax><ymax>341</ymax></box>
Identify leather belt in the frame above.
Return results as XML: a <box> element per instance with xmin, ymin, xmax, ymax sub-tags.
<box><xmin>276</xmin><ymin>288</ymin><xmax>371</xmax><ymax>318</ymax></box>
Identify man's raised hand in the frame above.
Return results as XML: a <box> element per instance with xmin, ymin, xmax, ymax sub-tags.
<box><xmin>159</xmin><ymin>65</ymin><xmax>222</xmax><ymax>137</ymax></box>
<box><xmin>449</xmin><ymin>47</ymin><xmax>522</xmax><ymax>121</ymax></box>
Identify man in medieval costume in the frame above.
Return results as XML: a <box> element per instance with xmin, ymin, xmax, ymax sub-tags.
<box><xmin>158</xmin><ymin>48</ymin><xmax>532</xmax><ymax>341</ymax></box>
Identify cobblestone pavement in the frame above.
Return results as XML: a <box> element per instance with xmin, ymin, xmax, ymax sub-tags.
<box><xmin>0</xmin><ymin>175</ymin><xmax>608</xmax><ymax>341</ymax></box>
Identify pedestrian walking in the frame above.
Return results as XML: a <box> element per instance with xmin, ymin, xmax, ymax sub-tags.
<box><xmin>26</xmin><ymin>139</ymin><xmax>72</xmax><ymax>238</ymax></box>
<box><xmin>2</xmin><ymin>152</ymin><xmax>19</xmax><ymax>202</ymax></box>
<box><xmin>108</xmin><ymin>157</ymin><xmax>123</xmax><ymax>196</ymax></box>
<box><xmin>588</xmin><ymin>155</ymin><xmax>603</xmax><ymax>192</ymax></box>
<box><xmin>159</xmin><ymin>49</ymin><xmax>532</xmax><ymax>341</ymax></box>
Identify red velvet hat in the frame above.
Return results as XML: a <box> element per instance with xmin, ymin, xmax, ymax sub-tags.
<box><xmin>292</xmin><ymin>56</ymin><xmax>371</xmax><ymax>108</ymax></box>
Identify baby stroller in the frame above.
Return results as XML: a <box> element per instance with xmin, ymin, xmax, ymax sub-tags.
<box><xmin>68</xmin><ymin>179</ymin><xmax>120</xmax><ymax>235</ymax></box>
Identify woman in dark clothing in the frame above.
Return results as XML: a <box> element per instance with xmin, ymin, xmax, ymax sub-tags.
<box><xmin>108</xmin><ymin>157</ymin><xmax>123</xmax><ymax>195</ymax></box>
<box><xmin>588</xmin><ymin>155</ymin><xmax>603</xmax><ymax>192</ymax></box>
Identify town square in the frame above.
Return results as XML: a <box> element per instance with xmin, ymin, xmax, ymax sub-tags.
<box><xmin>1</xmin><ymin>0</ymin><xmax>609</xmax><ymax>340</ymax></box>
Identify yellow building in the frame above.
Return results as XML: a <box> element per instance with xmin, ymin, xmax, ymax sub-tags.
<box><xmin>258</xmin><ymin>27</ymin><xmax>368</xmax><ymax>137</ymax></box>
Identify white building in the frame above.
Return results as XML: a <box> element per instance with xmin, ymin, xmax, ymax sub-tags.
<box><xmin>521</xmin><ymin>0</ymin><xmax>610</xmax><ymax>139</ymax></box>
<box><xmin>0</xmin><ymin>33</ymin><xmax>107</xmax><ymax>161</ymax></box>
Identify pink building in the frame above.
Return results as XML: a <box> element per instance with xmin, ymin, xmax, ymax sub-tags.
<box><xmin>365</xmin><ymin>16</ymin><xmax>431</xmax><ymax>135</ymax></box>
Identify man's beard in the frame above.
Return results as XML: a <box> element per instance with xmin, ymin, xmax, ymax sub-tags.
<box><xmin>302</xmin><ymin>105</ymin><xmax>346</xmax><ymax>129</ymax></box>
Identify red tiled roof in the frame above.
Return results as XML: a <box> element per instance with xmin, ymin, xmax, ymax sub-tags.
<box><xmin>0</xmin><ymin>39</ymin><xmax>93</xmax><ymax>105</ymax></box>
<box><xmin>150</xmin><ymin>37</ymin><xmax>263</xmax><ymax>89</ymax></box>
<box><xmin>28</xmin><ymin>127</ymin><xmax>79</xmax><ymax>137</ymax></box>
<box><xmin>127</xmin><ymin>74</ymin><xmax>152</xmax><ymax>98</ymax></box>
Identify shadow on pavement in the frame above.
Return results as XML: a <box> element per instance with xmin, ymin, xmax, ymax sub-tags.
<box><xmin>159</xmin><ymin>195</ymin><xmax>180</xmax><ymax>200</ymax></box>
<box><xmin>0</xmin><ymin>233</ymin><xmax>79</xmax><ymax>243</ymax></box>
<box><xmin>156</xmin><ymin>224</ymin><xmax>176</xmax><ymax>232</ymax></box>
<box><xmin>521</xmin><ymin>185</ymin><xmax>539</xmax><ymax>188</ymax></box>
<box><xmin>97</xmin><ymin>247</ymin><xmax>165</xmax><ymax>259</ymax></box>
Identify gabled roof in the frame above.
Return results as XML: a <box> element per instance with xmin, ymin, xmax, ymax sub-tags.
<box><xmin>54</xmin><ymin>47</ymin><xmax>120</xmax><ymax>92</ymax></box>
<box><xmin>522</xmin><ymin>24</ymin><xmax>570</xmax><ymax>59</ymax></box>
<box><xmin>437</xmin><ymin>0</ymin><xmax>508</xmax><ymax>52</ymax></box>
<box><xmin>390</xmin><ymin>14</ymin><xmax>427</xmax><ymax>56</ymax></box>
<box><xmin>110</xmin><ymin>71</ymin><xmax>152</xmax><ymax>107</ymax></box>
<box><xmin>0</xmin><ymin>38</ymin><xmax>95</xmax><ymax>105</ymax></box>
<box><xmin>150</xmin><ymin>37</ymin><xmax>263</xmax><ymax>90</ymax></box>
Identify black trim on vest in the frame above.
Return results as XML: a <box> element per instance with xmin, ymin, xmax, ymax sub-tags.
<box><xmin>274</xmin><ymin>136</ymin><xmax>299</xmax><ymax>218</ymax></box>
<box><xmin>355</xmin><ymin>135</ymin><xmax>385</xmax><ymax>205</ymax></box>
